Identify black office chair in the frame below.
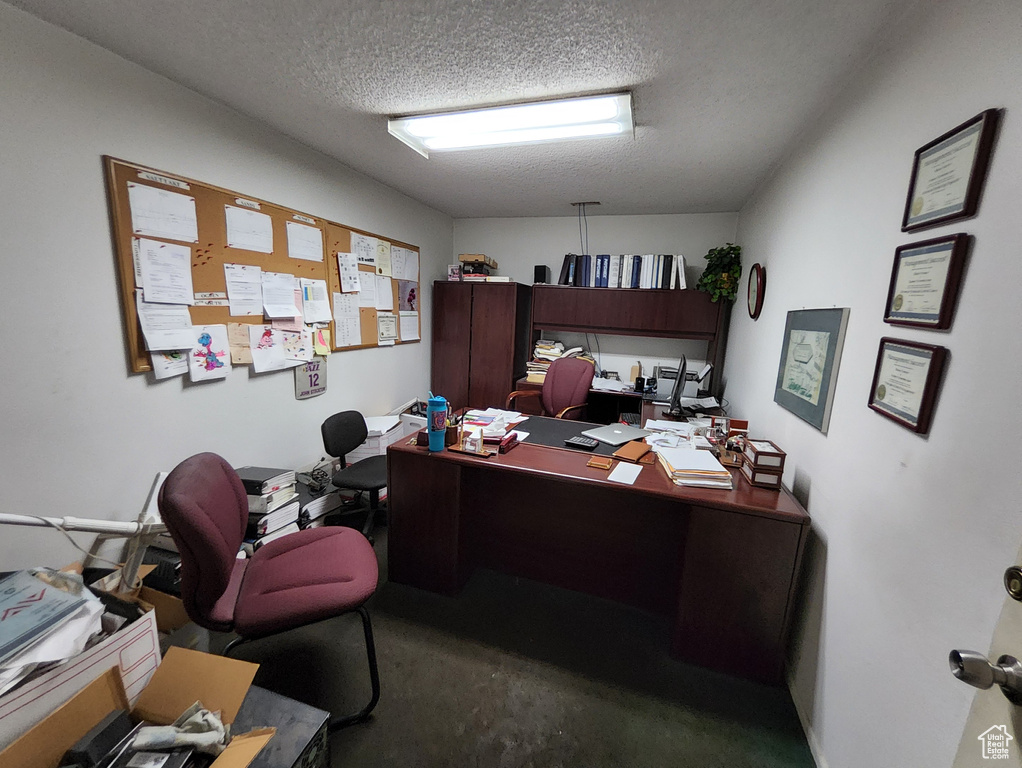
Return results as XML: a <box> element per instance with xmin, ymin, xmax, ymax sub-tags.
<box><xmin>321</xmin><ymin>411</ymin><xmax>388</xmax><ymax>541</ymax></box>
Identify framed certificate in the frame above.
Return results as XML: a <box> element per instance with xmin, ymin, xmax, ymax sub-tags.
<box><xmin>868</xmin><ymin>338</ymin><xmax>947</xmax><ymax>434</ymax></box>
<box><xmin>884</xmin><ymin>234</ymin><xmax>968</xmax><ymax>329</ymax></box>
<box><xmin>901</xmin><ymin>109</ymin><xmax>1000</xmax><ymax>232</ymax></box>
<box><xmin>774</xmin><ymin>308</ymin><xmax>850</xmax><ymax>434</ymax></box>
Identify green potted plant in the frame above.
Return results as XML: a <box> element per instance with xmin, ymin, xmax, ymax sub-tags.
<box><xmin>696</xmin><ymin>243</ymin><xmax>742</xmax><ymax>302</ymax></box>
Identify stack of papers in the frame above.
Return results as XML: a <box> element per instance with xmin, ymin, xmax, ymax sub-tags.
<box><xmin>0</xmin><ymin>570</ymin><xmax>104</xmax><ymax>695</ymax></box>
<box><xmin>654</xmin><ymin>446</ymin><xmax>733</xmax><ymax>489</ymax></box>
<box><xmin>462</xmin><ymin>408</ymin><xmax>528</xmax><ymax>438</ymax></box>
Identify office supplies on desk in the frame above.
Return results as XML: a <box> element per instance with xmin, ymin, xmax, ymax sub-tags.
<box><xmin>581</xmin><ymin>423</ymin><xmax>651</xmax><ymax>446</ymax></box>
<box><xmin>498</xmin><ymin>432</ymin><xmax>519</xmax><ymax>453</ymax></box>
<box><xmin>447</xmin><ymin>445</ymin><xmax>496</xmax><ymax>457</ymax></box>
<box><xmin>607</xmin><ymin>462</ymin><xmax>643</xmax><ymax>485</ymax></box>
<box><xmin>586</xmin><ymin>456</ymin><xmax>614</xmax><ymax>470</ymax></box>
<box><xmin>612</xmin><ymin>440</ymin><xmax>653</xmax><ymax>464</ymax></box>
<box><xmin>564</xmin><ymin>435</ymin><xmax>599</xmax><ymax>450</ymax></box>
<box><xmin>740</xmin><ymin>460</ymin><xmax>783</xmax><ymax>489</ymax></box>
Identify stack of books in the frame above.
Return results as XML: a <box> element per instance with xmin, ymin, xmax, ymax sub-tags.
<box><xmin>236</xmin><ymin>466</ymin><xmax>300</xmax><ymax>550</ymax></box>
<box><xmin>525</xmin><ymin>340</ymin><xmax>591</xmax><ymax>383</ymax></box>
<box><xmin>459</xmin><ymin>253</ymin><xmax>499</xmax><ymax>281</ymax></box>
<box><xmin>299</xmin><ymin>488</ymin><xmax>347</xmax><ymax>528</ymax></box>
<box><xmin>654</xmin><ymin>446</ymin><xmax>733</xmax><ymax>489</ymax></box>
<box><xmin>557</xmin><ymin>253</ymin><xmax>686</xmax><ymax>289</ymax></box>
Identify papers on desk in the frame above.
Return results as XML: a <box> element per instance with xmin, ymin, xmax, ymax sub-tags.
<box><xmin>608</xmin><ymin>462</ymin><xmax>642</xmax><ymax>485</ymax></box>
<box><xmin>463</xmin><ymin>408</ymin><xmax>528</xmax><ymax>439</ymax></box>
<box><xmin>654</xmin><ymin>446</ymin><xmax>733</xmax><ymax>489</ymax></box>
<box><xmin>590</xmin><ymin>378</ymin><xmax>631</xmax><ymax>392</ymax></box>
<box><xmin>680</xmin><ymin>396</ymin><xmax>721</xmax><ymax>410</ymax></box>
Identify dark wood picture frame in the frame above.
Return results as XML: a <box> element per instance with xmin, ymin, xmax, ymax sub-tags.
<box><xmin>901</xmin><ymin>109</ymin><xmax>1000</xmax><ymax>232</ymax></box>
<box><xmin>884</xmin><ymin>233</ymin><xmax>968</xmax><ymax>329</ymax></box>
<box><xmin>773</xmin><ymin>308</ymin><xmax>850</xmax><ymax>434</ymax></box>
<box><xmin>747</xmin><ymin>263</ymin><xmax>765</xmax><ymax>319</ymax></box>
<box><xmin>868</xmin><ymin>338</ymin><xmax>947</xmax><ymax>434</ymax></box>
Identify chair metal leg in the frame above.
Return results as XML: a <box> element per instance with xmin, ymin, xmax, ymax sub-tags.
<box><xmin>220</xmin><ymin>606</ymin><xmax>380</xmax><ymax>730</ymax></box>
<box><xmin>361</xmin><ymin>490</ymin><xmax>379</xmax><ymax>541</ymax></box>
<box><xmin>328</xmin><ymin>605</ymin><xmax>380</xmax><ymax>730</ymax></box>
<box><xmin>223</xmin><ymin>634</ymin><xmax>248</xmax><ymax>657</ymax></box>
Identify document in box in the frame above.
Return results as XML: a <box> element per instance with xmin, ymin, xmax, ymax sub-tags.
<box><xmin>0</xmin><ymin>572</ymin><xmax>88</xmax><ymax>666</ymax></box>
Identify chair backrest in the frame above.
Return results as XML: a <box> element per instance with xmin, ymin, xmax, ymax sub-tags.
<box><xmin>322</xmin><ymin>411</ymin><xmax>369</xmax><ymax>464</ymax></box>
<box><xmin>542</xmin><ymin>357</ymin><xmax>596</xmax><ymax>417</ymax></box>
<box><xmin>158</xmin><ymin>452</ymin><xmax>247</xmax><ymax>632</ymax></box>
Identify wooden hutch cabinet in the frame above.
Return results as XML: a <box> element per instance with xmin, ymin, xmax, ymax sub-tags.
<box><xmin>529</xmin><ymin>285</ymin><xmax>731</xmax><ymax>398</ymax></box>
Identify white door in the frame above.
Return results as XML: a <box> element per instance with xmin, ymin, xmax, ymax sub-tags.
<box><xmin>954</xmin><ymin>543</ymin><xmax>1022</xmax><ymax>767</ymax></box>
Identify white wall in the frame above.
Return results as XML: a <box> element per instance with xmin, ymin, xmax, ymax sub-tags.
<box><xmin>454</xmin><ymin>214</ymin><xmax>738</xmax><ymax>381</ymax></box>
<box><xmin>727</xmin><ymin>0</ymin><xmax>1022</xmax><ymax>766</ymax></box>
<box><xmin>0</xmin><ymin>4</ymin><xmax>452</xmax><ymax>569</ymax></box>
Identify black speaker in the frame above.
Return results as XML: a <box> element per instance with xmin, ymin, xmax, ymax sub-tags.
<box><xmin>534</xmin><ymin>265</ymin><xmax>550</xmax><ymax>284</ymax></box>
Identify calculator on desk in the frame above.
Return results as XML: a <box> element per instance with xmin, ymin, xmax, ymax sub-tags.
<box><xmin>564</xmin><ymin>435</ymin><xmax>599</xmax><ymax>450</ymax></box>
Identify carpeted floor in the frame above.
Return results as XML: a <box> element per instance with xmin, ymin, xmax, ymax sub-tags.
<box><xmin>224</xmin><ymin>525</ymin><xmax>814</xmax><ymax>767</ymax></box>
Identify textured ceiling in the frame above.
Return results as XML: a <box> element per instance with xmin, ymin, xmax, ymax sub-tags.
<box><xmin>10</xmin><ymin>0</ymin><xmax>920</xmax><ymax>217</ymax></box>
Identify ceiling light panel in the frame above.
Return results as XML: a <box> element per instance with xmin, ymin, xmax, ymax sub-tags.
<box><xmin>388</xmin><ymin>93</ymin><xmax>633</xmax><ymax>158</ymax></box>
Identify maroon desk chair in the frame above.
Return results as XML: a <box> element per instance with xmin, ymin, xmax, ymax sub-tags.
<box><xmin>158</xmin><ymin>452</ymin><xmax>380</xmax><ymax>729</ymax></box>
<box><xmin>506</xmin><ymin>357</ymin><xmax>596</xmax><ymax>419</ymax></box>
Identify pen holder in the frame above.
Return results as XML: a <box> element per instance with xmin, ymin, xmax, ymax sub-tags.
<box><xmin>445</xmin><ymin>425</ymin><xmax>459</xmax><ymax>446</ymax></box>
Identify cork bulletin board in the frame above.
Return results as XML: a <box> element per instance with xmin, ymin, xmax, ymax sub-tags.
<box><xmin>103</xmin><ymin>157</ymin><xmax>420</xmax><ymax>374</ymax></box>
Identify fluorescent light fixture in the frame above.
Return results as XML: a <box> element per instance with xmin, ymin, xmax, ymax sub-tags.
<box><xmin>388</xmin><ymin>93</ymin><xmax>633</xmax><ymax>158</ymax></box>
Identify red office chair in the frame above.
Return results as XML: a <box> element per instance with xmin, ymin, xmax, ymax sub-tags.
<box><xmin>505</xmin><ymin>357</ymin><xmax>596</xmax><ymax>419</ymax></box>
<box><xmin>158</xmin><ymin>452</ymin><xmax>380</xmax><ymax>729</ymax></box>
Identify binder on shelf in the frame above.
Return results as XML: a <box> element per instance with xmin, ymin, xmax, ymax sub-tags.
<box><xmin>558</xmin><ymin>254</ymin><xmax>575</xmax><ymax>285</ymax></box>
<box><xmin>660</xmin><ymin>255</ymin><xmax>673</xmax><ymax>289</ymax></box>
<box><xmin>630</xmin><ymin>255</ymin><xmax>642</xmax><ymax>288</ymax></box>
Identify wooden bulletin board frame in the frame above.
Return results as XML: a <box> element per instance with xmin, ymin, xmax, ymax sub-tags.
<box><xmin>103</xmin><ymin>157</ymin><xmax>420</xmax><ymax>373</ymax></box>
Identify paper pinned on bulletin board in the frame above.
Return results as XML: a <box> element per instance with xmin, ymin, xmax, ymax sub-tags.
<box><xmin>189</xmin><ymin>325</ymin><xmax>231</xmax><ymax>381</ymax></box>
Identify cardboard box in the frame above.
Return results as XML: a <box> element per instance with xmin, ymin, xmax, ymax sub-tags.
<box><xmin>0</xmin><ymin>646</ymin><xmax>274</xmax><ymax>768</ymax></box>
<box><xmin>0</xmin><ymin>609</ymin><xmax>160</xmax><ymax>750</ymax></box>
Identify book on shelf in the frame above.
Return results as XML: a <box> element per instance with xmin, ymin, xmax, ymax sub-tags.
<box><xmin>485</xmin><ymin>275</ymin><xmax>513</xmax><ymax>282</ymax></box>
<box><xmin>608</xmin><ymin>254</ymin><xmax>620</xmax><ymax>288</ymax></box>
<box><xmin>247</xmin><ymin>484</ymin><xmax>298</xmax><ymax>515</ymax></box>
<box><xmin>247</xmin><ymin>499</ymin><xmax>301</xmax><ymax>537</ymax></box>
<box><xmin>630</xmin><ymin>255</ymin><xmax>642</xmax><ymax>288</ymax></box>
<box><xmin>236</xmin><ymin>466</ymin><xmax>296</xmax><ymax>496</ymax></box>
<box><xmin>558</xmin><ymin>254</ymin><xmax>575</xmax><ymax>285</ymax></box>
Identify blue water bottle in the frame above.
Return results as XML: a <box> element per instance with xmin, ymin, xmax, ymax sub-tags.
<box><xmin>427</xmin><ymin>394</ymin><xmax>448</xmax><ymax>452</ymax></box>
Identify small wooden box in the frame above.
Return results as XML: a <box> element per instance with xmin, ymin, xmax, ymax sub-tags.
<box><xmin>742</xmin><ymin>438</ymin><xmax>786</xmax><ymax>472</ymax></box>
<box><xmin>739</xmin><ymin>458</ymin><xmax>783</xmax><ymax>490</ymax></box>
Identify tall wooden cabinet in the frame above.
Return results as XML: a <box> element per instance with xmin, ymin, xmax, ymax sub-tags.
<box><xmin>431</xmin><ymin>281</ymin><xmax>532</xmax><ymax>411</ymax></box>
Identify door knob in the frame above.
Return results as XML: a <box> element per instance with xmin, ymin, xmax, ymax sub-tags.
<box><xmin>949</xmin><ymin>650</ymin><xmax>1022</xmax><ymax>705</ymax></box>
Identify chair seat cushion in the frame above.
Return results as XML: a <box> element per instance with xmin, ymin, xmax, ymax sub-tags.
<box><xmin>233</xmin><ymin>526</ymin><xmax>378</xmax><ymax>638</ymax></box>
<box><xmin>332</xmin><ymin>454</ymin><xmax>387</xmax><ymax>492</ymax></box>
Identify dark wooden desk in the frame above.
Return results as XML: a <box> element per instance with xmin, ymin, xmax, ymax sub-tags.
<box><xmin>386</xmin><ymin>426</ymin><xmax>810</xmax><ymax>684</ymax></box>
